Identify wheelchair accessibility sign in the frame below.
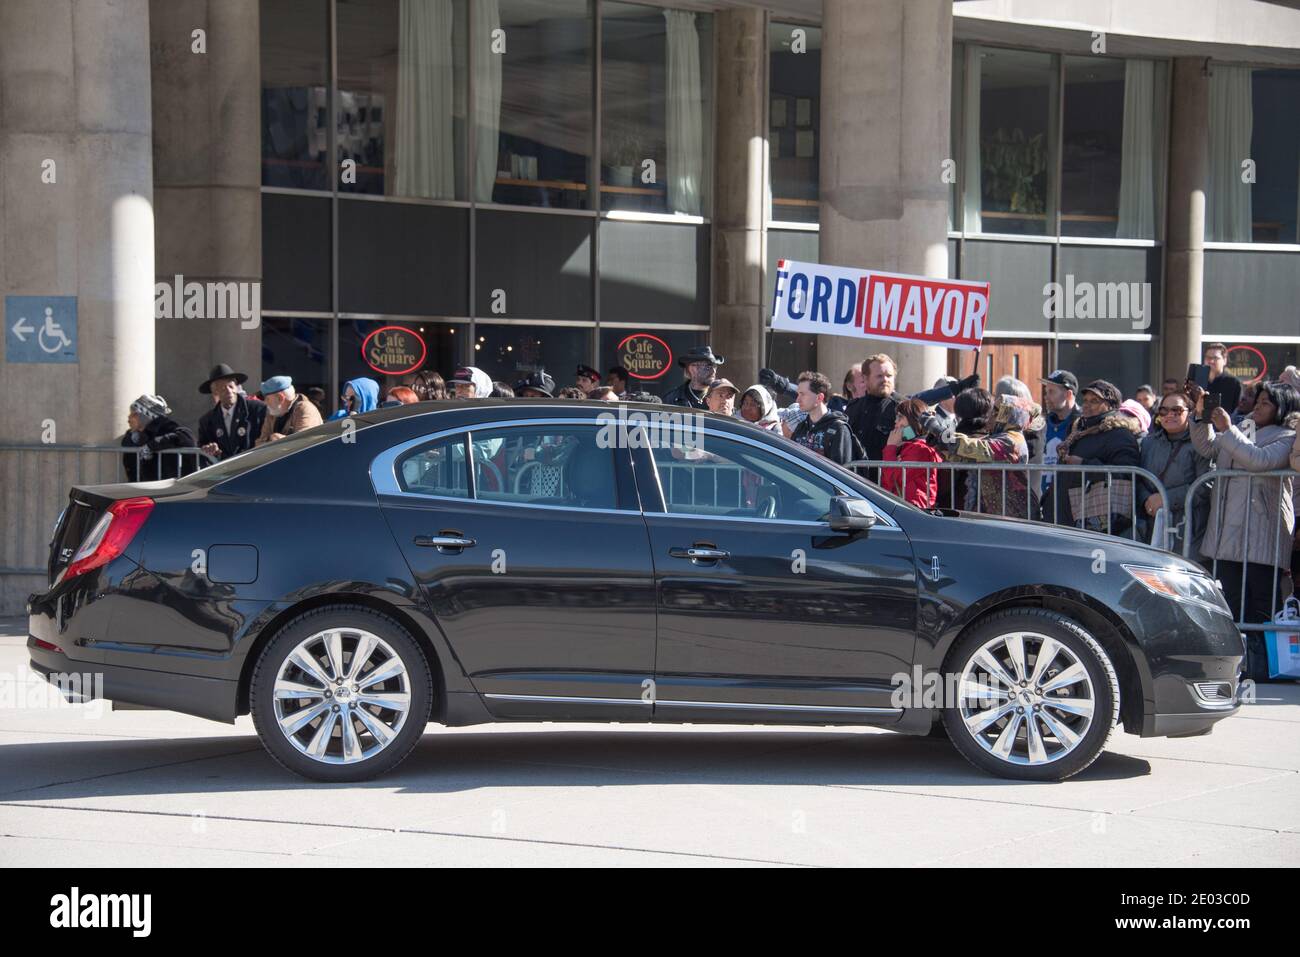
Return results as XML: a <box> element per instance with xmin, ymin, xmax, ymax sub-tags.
<box><xmin>6</xmin><ymin>296</ymin><xmax>77</xmax><ymax>363</ymax></box>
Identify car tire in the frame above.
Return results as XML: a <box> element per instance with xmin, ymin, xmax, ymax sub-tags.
<box><xmin>250</xmin><ymin>605</ymin><xmax>433</xmax><ymax>782</ymax></box>
<box><xmin>941</xmin><ymin>608</ymin><xmax>1119</xmax><ymax>782</ymax></box>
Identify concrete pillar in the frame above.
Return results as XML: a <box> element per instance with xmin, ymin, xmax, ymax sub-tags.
<box><xmin>1163</xmin><ymin>57</ymin><xmax>1208</xmax><ymax>381</ymax></box>
<box><xmin>0</xmin><ymin>0</ymin><xmax>155</xmax><ymax>445</ymax></box>
<box><xmin>150</xmin><ymin>0</ymin><xmax>262</xmax><ymax>430</ymax></box>
<box><xmin>711</xmin><ymin>7</ymin><xmax>766</xmax><ymax>390</ymax></box>
<box><xmin>818</xmin><ymin>0</ymin><xmax>951</xmax><ymax>396</ymax></box>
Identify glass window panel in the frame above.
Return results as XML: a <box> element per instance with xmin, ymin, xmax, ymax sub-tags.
<box><xmin>261</xmin><ymin>317</ymin><xmax>332</xmax><ymax>415</ymax></box>
<box><xmin>968</xmin><ymin>47</ymin><xmax>1055</xmax><ymax>235</ymax></box>
<box><xmin>768</xmin><ymin>22</ymin><xmax>821</xmax><ymax>224</ymax></box>
<box><xmin>598</xmin><ymin>219</ymin><xmax>708</xmax><ymax>325</ymax></box>
<box><xmin>651</xmin><ymin>434</ymin><xmax>836</xmax><ymax>522</ymax></box>
<box><xmin>261</xmin><ymin>0</ymin><xmax>330</xmax><ymax>190</ymax></box>
<box><xmin>337</xmin><ymin>0</ymin><xmax>469</xmax><ymax>199</ymax></box>
<box><xmin>470</xmin><ymin>426</ymin><xmax>621</xmax><ymax>509</ymax></box>
<box><xmin>472</xmin><ymin>323</ymin><xmax>593</xmax><ymax>390</ymax></box>
<box><xmin>479</xmin><ymin>0</ymin><xmax>593</xmax><ymax>209</ymax></box>
<box><xmin>600</xmin><ymin>3</ymin><xmax>712</xmax><ymax>215</ymax></box>
<box><xmin>397</xmin><ymin>435</ymin><xmax>471</xmax><ymax>496</ymax></box>
<box><xmin>338</xmin><ymin>199</ymin><xmax>469</xmax><ymax>315</ymax></box>
<box><xmin>262</xmin><ymin>194</ymin><xmax>333</xmax><ymax>312</ymax></box>
<box><xmin>1058</xmin><ymin>339</ymin><xmax>1152</xmax><ymax>399</ymax></box>
<box><xmin>475</xmin><ymin>210</ymin><xmax>593</xmax><ymax>321</ymax></box>
<box><xmin>1209</xmin><ymin>341</ymin><xmax>1299</xmax><ymax>387</ymax></box>
<box><xmin>599</xmin><ymin>327</ymin><xmax>704</xmax><ymax>396</ymax></box>
<box><xmin>1062</xmin><ymin>57</ymin><xmax>1166</xmax><ymax>239</ymax></box>
<box><xmin>339</xmin><ymin>319</ymin><xmax>463</xmax><ymax>407</ymax></box>
<box><xmin>1247</xmin><ymin>70</ymin><xmax>1300</xmax><ymax>244</ymax></box>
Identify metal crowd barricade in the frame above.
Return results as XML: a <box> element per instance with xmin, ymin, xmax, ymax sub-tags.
<box><xmin>0</xmin><ymin>444</ymin><xmax>216</xmax><ymax>574</ymax></box>
<box><xmin>844</xmin><ymin>458</ymin><xmax>1178</xmax><ymax>549</ymax></box>
<box><xmin>1181</xmin><ymin>468</ymin><xmax>1299</xmax><ymax>633</ymax></box>
<box><xmin>657</xmin><ymin>461</ymin><xmax>746</xmax><ymax>511</ymax></box>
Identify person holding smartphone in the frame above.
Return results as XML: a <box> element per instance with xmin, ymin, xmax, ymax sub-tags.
<box><xmin>1187</xmin><ymin>379</ymin><xmax>1300</xmax><ymax>678</ymax></box>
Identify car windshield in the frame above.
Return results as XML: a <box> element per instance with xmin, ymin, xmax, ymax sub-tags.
<box><xmin>175</xmin><ymin>418</ymin><xmax>364</xmax><ymax>488</ymax></box>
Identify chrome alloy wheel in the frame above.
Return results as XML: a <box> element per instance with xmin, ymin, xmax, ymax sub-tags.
<box><xmin>956</xmin><ymin>631</ymin><xmax>1096</xmax><ymax>766</ymax></box>
<box><xmin>273</xmin><ymin>628</ymin><xmax>412</xmax><ymax>765</ymax></box>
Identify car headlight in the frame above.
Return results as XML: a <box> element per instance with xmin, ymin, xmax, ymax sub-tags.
<box><xmin>1122</xmin><ymin>564</ymin><xmax>1232</xmax><ymax>616</ymax></box>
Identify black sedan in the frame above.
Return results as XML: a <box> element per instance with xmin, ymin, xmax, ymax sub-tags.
<box><xmin>28</xmin><ymin>400</ymin><xmax>1243</xmax><ymax>782</ymax></box>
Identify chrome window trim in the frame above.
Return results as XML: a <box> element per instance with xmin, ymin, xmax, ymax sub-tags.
<box><xmin>369</xmin><ymin>412</ymin><xmax>898</xmax><ymax>530</ymax></box>
<box><xmin>637</xmin><ymin>424</ymin><xmax>900</xmax><ymax>530</ymax></box>
<box><xmin>369</xmin><ymin>416</ymin><xmax>631</xmax><ymax>511</ymax></box>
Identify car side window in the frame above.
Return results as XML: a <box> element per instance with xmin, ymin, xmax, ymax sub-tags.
<box><xmin>650</xmin><ymin>434</ymin><xmax>837</xmax><ymax>522</ymax></box>
<box><xmin>395</xmin><ymin>435</ymin><xmax>470</xmax><ymax>497</ymax></box>
<box><xmin>469</xmin><ymin>426</ymin><xmax>621</xmax><ymax>510</ymax></box>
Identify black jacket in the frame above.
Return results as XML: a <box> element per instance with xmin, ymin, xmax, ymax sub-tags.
<box><xmin>661</xmin><ymin>380</ymin><xmax>708</xmax><ymax>410</ymax></box>
<box><xmin>121</xmin><ymin>416</ymin><xmax>200</xmax><ymax>482</ymax></box>
<box><xmin>845</xmin><ymin>393</ymin><xmax>898</xmax><ymax>462</ymax></box>
<box><xmin>197</xmin><ymin>395</ymin><xmax>268</xmax><ymax>461</ymax></box>
<box><xmin>1050</xmin><ymin>410</ymin><xmax>1143</xmax><ymax>529</ymax></box>
<box><xmin>790</xmin><ymin>410</ymin><xmax>860</xmax><ymax>466</ymax></box>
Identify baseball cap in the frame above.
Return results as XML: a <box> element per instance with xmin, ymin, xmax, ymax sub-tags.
<box><xmin>1040</xmin><ymin>369</ymin><xmax>1079</xmax><ymax>393</ymax></box>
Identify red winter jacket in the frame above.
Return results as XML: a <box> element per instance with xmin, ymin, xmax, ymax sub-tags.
<box><xmin>882</xmin><ymin>439</ymin><xmax>942</xmax><ymax>508</ymax></box>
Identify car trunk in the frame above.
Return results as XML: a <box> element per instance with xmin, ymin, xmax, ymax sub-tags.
<box><xmin>46</xmin><ymin>481</ymin><xmax>200</xmax><ymax>584</ymax></box>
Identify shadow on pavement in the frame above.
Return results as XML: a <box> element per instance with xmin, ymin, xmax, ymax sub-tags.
<box><xmin>0</xmin><ymin>726</ymin><xmax>1152</xmax><ymax>802</ymax></box>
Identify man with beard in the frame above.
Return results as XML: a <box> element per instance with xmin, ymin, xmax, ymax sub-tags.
<box><xmin>662</xmin><ymin>346</ymin><xmax>724</xmax><ymax>409</ymax></box>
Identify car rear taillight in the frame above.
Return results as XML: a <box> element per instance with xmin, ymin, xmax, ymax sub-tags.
<box><xmin>60</xmin><ymin>497</ymin><xmax>154</xmax><ymax>582</ymax></box>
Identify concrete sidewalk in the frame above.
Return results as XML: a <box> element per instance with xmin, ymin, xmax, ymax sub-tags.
<box><xmin>1</xmin><ymin>616</ymin><xmax>1297</xmax><ymax>866</ymax></box>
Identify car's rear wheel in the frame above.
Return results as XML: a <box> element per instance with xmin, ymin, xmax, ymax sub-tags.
<box><xmin>941</xmin><ymin>608</ymin><xmax>1119</xmax><ymax>782</ymax></box>
<box><xmin>250</xmin><ymin>606</ymin><xmax>432</xmax><ymax>782</ymax></box>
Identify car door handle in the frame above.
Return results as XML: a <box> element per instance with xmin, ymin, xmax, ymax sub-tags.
<box><xmin>414</xmin><ymin>535</ymin><xmax>477</xmax><ymax>551</ymax></box>
<box><xmin>669</xmin><ymin>546</ymin><xmax>729</xmax><ymax>563</ymax></box>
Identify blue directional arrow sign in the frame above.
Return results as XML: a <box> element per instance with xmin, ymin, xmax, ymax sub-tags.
<box><xmin>6</xmin><ymin>296</ymin><xmax>78</xmax><ymax>363</ymax></box>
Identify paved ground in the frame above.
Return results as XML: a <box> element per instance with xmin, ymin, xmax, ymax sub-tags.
<box><xmin>1</xmin><ymin>617</ymin><xmax>1297</xmax><ymax>867</ymax></box>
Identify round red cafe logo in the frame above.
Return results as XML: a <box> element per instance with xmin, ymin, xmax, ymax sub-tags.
<box><xmin>617</xmin><ymin>333</ymin><xmax>673</xmax><ymax>381</ymax></box>
<box><xmin>361</xmin><ymin>325</ymin><xmax>427</xmax><ymax>376</ymax></box>
<box><xmin>1225</xmin><ymin>344</ymin><xmax>1267</xmax><ymax>385</ymax></box>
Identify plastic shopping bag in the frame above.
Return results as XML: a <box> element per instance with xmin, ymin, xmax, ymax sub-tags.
<box><xmin>1265</xmin><ymin>597</ymin><xmax>1300</xmax><ymax>679</ymax></box>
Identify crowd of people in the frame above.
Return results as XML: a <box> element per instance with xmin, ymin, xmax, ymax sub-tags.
<box><xmin>119</xmin><ymin>343</ymin><xmax>1300</xmax><ymax>668</ymax></box>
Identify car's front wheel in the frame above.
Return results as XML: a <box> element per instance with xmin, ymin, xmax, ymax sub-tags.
<box><xmin>941</xmin><ymin>608</ymin><xmax>1119</xmax><ymax>782</ymax></box>
<box><xmin>250</xmin><ymin>606</ymin><xmax>433</xmax><ymax>782</ymax></box>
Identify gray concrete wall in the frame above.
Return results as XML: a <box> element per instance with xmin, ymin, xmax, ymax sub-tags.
<box><xmin>817</xmin><ymin>0</ymin><xmax>952</xmax><ymax>396</ymax></box>
<box><xmin>711</xmin><ymin>7</ymin><xmax>768</xmax><ymax>390</ymax></box>
<box><xmin>150</xmin><ymin>0</ymin><xmax>262</xmax><ymax>431</ymax></box>
<box><xmin>1</xmin><ymin>0</ymin><xmax>156</xmax><ymax>612</ymax></box>
<box><xmin>1</xmin><ymin>0</ymin><xmax>156</xmax><ymax>446</ymax></box>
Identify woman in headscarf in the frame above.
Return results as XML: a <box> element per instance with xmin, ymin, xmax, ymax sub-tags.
<box><xmin>120</xmin><ymin>394</ymin><xmax>199</xmax><ymax>481</ymax></box>
<box><xmin>738</xmin><ymin>384</ymin><xmax>781</xmax><ymax>432</ymax></box>
<box><xmin>939</xmin><ymin>394</ymin><xmax>1035</xmax><ymax>518</ymax></box>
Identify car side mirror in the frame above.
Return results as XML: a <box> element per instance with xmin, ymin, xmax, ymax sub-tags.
<box><xmin>827</xmin><ymin>495</ymin><xmax>878</xmax><ymax>532</ymax></box>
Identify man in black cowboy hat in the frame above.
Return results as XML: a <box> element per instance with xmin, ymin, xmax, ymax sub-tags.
<box><xmin>662</xmin><ymin>345</ymin><xmax>725</xmax><ymax>409</ymax></box>
<box><xmin>197</xmin><ymin>363</ymin><xmax>268</xmax><ymax>461</ymax></box>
